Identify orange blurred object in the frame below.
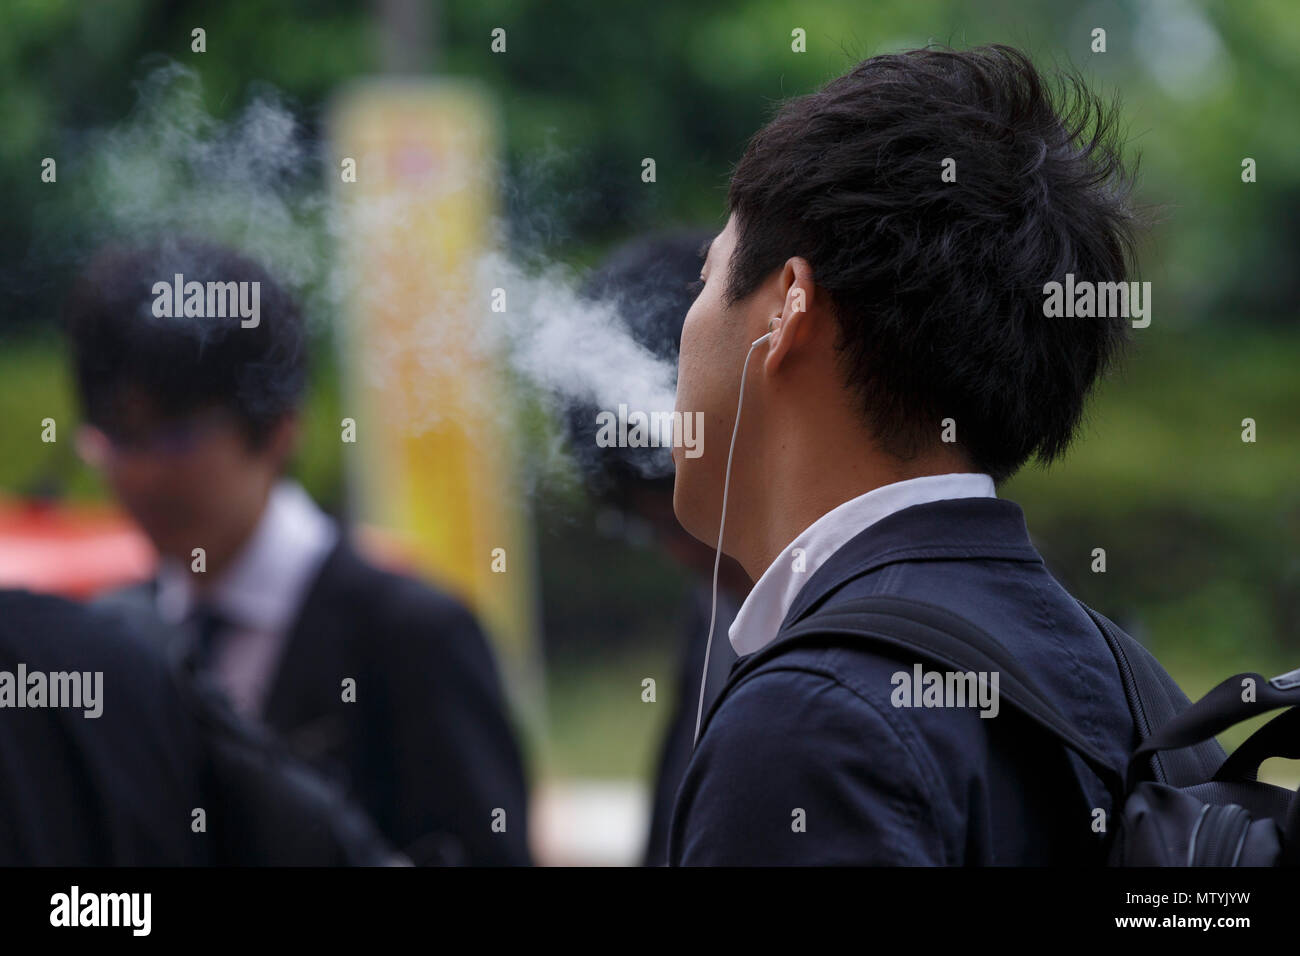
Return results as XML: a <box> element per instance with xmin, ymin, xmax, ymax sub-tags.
<box><xmin>0</xmin><ymin>497</ymin><xmax>157</xmax><ymax>599</ymax></box>
<box><xmin>0</xmin><ymin>495</ymin><xmax>424</xmax><ymax>602</ymax></box>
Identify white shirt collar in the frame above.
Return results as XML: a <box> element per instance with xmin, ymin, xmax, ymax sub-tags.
<box><xmin>727</xmin><ymin>472</ymin><xmax>996</xmax><ymax>656</ymax></box>
<box><xmin>156</xmin><ymin>479</ymin><xmax>338</xmax><ymax>633</ymax></box>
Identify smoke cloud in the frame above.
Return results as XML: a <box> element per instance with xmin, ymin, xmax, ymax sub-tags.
<box><xmin>49</xmin><ymin>61</ymin><xmax>687</xmax><ymax>484</ymax></box>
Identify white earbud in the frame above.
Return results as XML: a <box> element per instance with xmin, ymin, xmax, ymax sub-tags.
<box><xmin>751</xmin><ymin>316</ymin><xmax>780</xmax><ymax>347</ymax></box>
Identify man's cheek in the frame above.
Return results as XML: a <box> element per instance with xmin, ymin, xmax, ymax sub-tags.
<box><xmin>674</xmin><ymin>348</ymin><xmax>697</xmax><ymax>412</ymax></box>
<box><xmin>671</xmin><ymin>363</ymin><xmax>696</xmax><ymax>462</ymax></box>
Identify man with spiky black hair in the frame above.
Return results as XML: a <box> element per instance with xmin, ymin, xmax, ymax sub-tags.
<box><xmin>669</xmin><ymin>46</ymin><xmax>1148</xmax><ymax>865</ymax></box>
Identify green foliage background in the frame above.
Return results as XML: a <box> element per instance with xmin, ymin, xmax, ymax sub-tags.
<box><xmin>1</xmin><ymin>0</ymin><xmax>1296</xmax><ymax>782</ymax></box>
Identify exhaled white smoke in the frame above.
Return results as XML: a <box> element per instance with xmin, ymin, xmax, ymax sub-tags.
<box><xmin>478</xmin><ymin>251</ymin><xmax>677</xmax><ymax>417</ymax></box>
<box><xmin>57</xmin><ymin>61</ymin><xmax>683</xmax><ymax>481</ymax></box>
<box><xmin>64</xmin><ymin>62</ymin><xmax>330</xmax><ymax>318</ymax></box>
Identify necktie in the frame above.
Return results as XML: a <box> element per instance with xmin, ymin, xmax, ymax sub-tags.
<box><xmin>188</xmin><ymin>603</ymin><xmax>229</xmax><ymax>673</ymax></box>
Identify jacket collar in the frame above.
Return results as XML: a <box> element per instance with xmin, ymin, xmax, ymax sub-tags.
<box><xmin>780</xmin><ymin>496</ymin><xmax>1043</xmax><ymax>632</ymax></box>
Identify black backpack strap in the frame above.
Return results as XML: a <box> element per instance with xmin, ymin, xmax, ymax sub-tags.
<box><xmin>1128</xmin><ymin>669</ymin><xmax>1300</xmax><ymax>789</ymax></box>
<box><xmin>779</xmin><ymin>595</ymin><xmax>1125</xmax><ymax>802</ymax></box>
<box><xmin>1215</xmin><ymin>704</ymin><xmax>1300</xmax><ymax>782</ymax></box>
<box><xmin>1074</xmin><ymin>600</ymin><xmax>1226</xmax><ymax>787</ymax></box>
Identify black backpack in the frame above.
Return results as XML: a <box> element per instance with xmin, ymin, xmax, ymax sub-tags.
<box><xmin>778</xmin><ymin>595</ymin><xmax>1299</xmax><ymax>866</ymax></box>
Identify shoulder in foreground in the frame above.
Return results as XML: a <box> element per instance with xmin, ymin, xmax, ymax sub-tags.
<box><xmin>0</xmin><ymin>588</ymin><xmax>167</xmax><ymax>669</ymax></box>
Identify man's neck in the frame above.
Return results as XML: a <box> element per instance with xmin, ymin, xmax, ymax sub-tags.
<box><xmin>737</xmin><ymin>439</ymin><xmax>975</xmax><ymax>582</ymax></box>
<box><xmin>184</xmin><ymin>483</ymin><xmax>277</xmax><ymax>593</ymax></box>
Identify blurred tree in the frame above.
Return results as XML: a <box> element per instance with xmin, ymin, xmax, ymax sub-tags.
<box><xmin>3</xmin><ymin>0</ymin><xmax>1298</xmax><ymax>329</ymax></box>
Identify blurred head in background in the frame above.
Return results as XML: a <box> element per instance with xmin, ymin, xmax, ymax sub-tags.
<box><xmin>570</xmin><ymin>230</ymin><xmax>748</xmax><ymax>592</ymax></box>
<box><xmin>63</xmin><ymin>239</ymin><xmax>307</xmax><ymax>581</ymax></box>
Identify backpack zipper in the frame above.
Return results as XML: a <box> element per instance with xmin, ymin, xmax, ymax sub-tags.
<box><xmin>1187</xmin><ymin>803</ymin><xmax>1251</xmax><ymax>865</ymax></box>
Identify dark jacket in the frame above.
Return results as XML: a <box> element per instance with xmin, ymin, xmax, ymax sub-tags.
<box><xmin>0</xmin><ymin>589</ymin><xmax>395</xmax><ymax>865</ymax></box>
<box><xmin>102</xmin><ymin>537</ymin><xmax>531</xmax><ymax>866</ymax></box>
<box><xmin>669</xmin><ymin>497</ymin><xmax>1138</xmax><ymax>865</ymax></box>
<box><xmin>642</xmin><ymin>584</ymin><xmax>738</xmax><ymax>866</ymax></box>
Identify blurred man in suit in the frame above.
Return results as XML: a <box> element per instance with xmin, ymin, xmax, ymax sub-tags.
<box><xmin>64</xmin><ymin>239</ymin><xmax>530</xmax><ymax>865</ymax></box>
<box><xmin>571</xmin><ymin>232</ymin><xmax>750</xmax><ymax>866</ymax></box>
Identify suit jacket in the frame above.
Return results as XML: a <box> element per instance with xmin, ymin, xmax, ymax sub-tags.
<box><xmin>669</xmin><ymin>497</ymin><xmax>1141</xmax><ymax>865</ymax></box>
<box><xmin>0</xmin><ymin>589</ymin><xmax>211</xmax><ymax>865</ymax></box>
<box><xmin>0</xmin><ymin>589</ymin><xmax>395</xmax><ymax>865</ymax></box>
<box><xmin>642</xmin><ymin>584</ymin><xmax>738</xmax><ymax>866</ymax></box>
<box><xmin>103</xmin><ymin>536</ymin><xmax>531</xmax><ymax>866</ymax></box>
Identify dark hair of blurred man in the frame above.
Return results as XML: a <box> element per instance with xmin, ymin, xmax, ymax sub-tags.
<box><xmin>670</xmin><ymin>46</ymin><xmax>1154</xmax><ymax>864</ymax></box>
<box><xmin>64</xmin><ymin>238</ymin><xmax>530</xmax><ymax>866</ymax></box>
<box><xmin>572</xmin><ymin>230</ymin><xmax>751</xmax><ymax>866</ymax></box>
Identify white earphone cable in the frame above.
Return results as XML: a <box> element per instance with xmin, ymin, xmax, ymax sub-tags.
<box><xmin>692</xmin><ymin>330</ymin><xmax>771</xmax><ymax>748</ymax></box>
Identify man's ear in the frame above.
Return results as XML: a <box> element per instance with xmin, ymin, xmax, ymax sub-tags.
<box><xmin>764</xmin><ymin>256</ymin><xmax>817</xmax><ymax>374</ymax></box>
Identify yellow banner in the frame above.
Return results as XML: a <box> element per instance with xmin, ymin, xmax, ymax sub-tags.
<box><xmin>330</xmin><ymin>80</ymin><xmax>539</xmax><ymax>722</ymax></box>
